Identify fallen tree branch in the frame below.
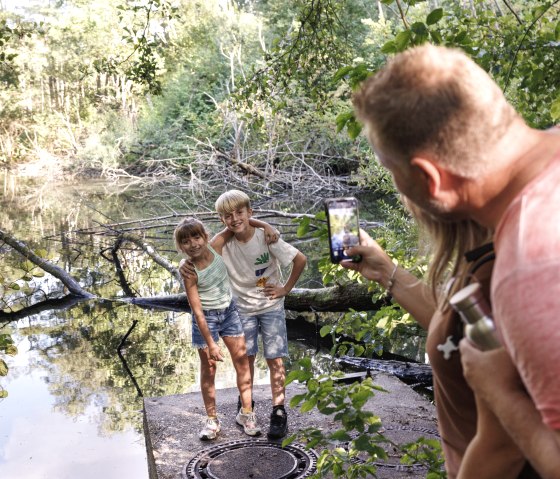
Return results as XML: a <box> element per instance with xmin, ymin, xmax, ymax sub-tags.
<box><xmin>0</xmin><ymin>228</ymin><xmax>95</xmax><ymax>298</ymax></box>
<box><xmin>123</xmin><ymin>283</ymin><xmax>379</xmax><ymax>313</ymax></box>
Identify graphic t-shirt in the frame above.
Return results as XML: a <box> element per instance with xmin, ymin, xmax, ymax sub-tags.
<box><xmin>221</xmin><ymin>228</ymin><xmax>299</xmax><ymax>315</ymax></box>
<box><xmin>493</xmin><ymin>152</ymin><xmax>560</xmax><ymax>430</ymax></box>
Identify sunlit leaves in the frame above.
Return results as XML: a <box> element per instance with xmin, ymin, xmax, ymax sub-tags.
<box><xmin>400</xmin><ymin>437</ymin><xmax>446</xmax><ymax>477</ymax></box>
<box><xmin>287</xmin><ymin>355</ymin><xmax>391</xmax><ymax>476</ymax></box>
<box><xmin>551</xmin><ymin>96</ymin><xmax>560</xmax><ymax>121</ymax></box>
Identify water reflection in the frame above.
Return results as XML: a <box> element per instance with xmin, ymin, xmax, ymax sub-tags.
<box><xmin>1</xmin><ymin>174</ymin><xmax>423</xmax><ymax>479</ymax></box>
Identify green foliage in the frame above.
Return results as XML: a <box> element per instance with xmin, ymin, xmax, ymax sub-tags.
<box><xmin>400</xmin><ymin>437</ymin><xmax>446</xmax><ymax>478</ymax></box>
<box><xmin>286</xmin><ymin>357</ymin><xmax>389</xmax><ymax>477</ymax></box>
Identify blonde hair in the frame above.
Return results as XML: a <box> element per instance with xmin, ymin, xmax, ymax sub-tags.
<box><xmin>174</xmin><ymin>217</ymin><xmax>208</xmax><ymax>253</ymax></box>
<box><xmin>404</xmin><ymin>198</ymin><xmax>493</xmax><ymax>306</ymax></box>
<box><xmin>215</xmin><ymin>190</ymin><xmax>251</xmax><ymax>216</ymax></box>
<box><xmin>353</xmin><ymin>44</ymin><xmax>517</xmax><ymax>178</ymax></box>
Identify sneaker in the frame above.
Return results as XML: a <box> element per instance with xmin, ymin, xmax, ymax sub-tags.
<box><xmin>236</xmin><ymin>410</ymin><xmax>262</xmax><ymax>437</ymax></box>
<box><xmin>267</xmin><ymin>406</ymin><xmax>288</xmax><ymax>439</ymax></box>
<box><xmin>237</xmin><ymin>395</ymin><xmax>255</xmax><ymax>413</ymax></box>
<box><xmin>199</xmin><ymin>417</ymin><xmax>221</xmax><ymax>441</ymax></box>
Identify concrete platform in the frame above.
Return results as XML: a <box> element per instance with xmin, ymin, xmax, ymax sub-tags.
<box><xmin>143</xmin><ymin>372</ymin><xmax>438</xmax><ymax>479</ymax></box>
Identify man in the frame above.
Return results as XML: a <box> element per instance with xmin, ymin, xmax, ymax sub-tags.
<box><xmin>352</xmin><ymin>44</ymin><xmax>560</xmax><ymax>478</ymax></box>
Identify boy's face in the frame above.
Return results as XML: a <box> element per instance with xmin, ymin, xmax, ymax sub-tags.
<box><xmin>221</xmin><ymin>206</ymin><xmax>253</xmax><ymax>234</ymax></box>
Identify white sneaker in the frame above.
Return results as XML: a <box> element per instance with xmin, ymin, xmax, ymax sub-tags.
<box><xmin>236</xmin><ymin>410</ymin><xmax>261</xmax><ymax>437</ymax></box>
<box><xmin>199</xmin><ymin>417</ymin><xmax>221</xmax><ymax>440</ymax></box>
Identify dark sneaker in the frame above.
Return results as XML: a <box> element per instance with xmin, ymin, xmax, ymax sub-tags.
<box><xmin>267</xmin><ymin>406</ymin><xmax>288</xmax><ymax>439</ymax></box>
<box><xmin>237</xmin><ymin>396</ymin><xmax>255</xmax><ymax>413</ymax></box>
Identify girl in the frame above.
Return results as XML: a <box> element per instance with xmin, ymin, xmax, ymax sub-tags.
<box><xmin>174</xmin><ymin>217</ymin><xmax>263</xmax><ymax>440</ymax></box>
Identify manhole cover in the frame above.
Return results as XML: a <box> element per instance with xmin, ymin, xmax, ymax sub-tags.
<box><xmin>183</xmin><ymin>439</ymin><xmax>318</xmax><ymax>479</ymax></box>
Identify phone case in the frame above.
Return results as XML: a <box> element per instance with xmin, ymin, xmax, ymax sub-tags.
<box><xmin>324</xmin><ymin>197</ymin><xmax>360</xmax><ymax>263</ymax></box>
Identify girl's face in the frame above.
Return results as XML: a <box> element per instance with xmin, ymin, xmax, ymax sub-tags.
<box><xmin>179</xmin><ymin>233</ymin><xmax>208</xmax><ymax>259</ymax></box>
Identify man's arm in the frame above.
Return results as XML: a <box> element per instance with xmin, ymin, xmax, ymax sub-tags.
<box><xmin>460</xmin><ymin>340</ymin><xmax>560</xmax><ymax>478</ymax></box>
<box><xmin>458</xmin><ymin>396</ymin><xmax>526</xmax><ymax>479</ymax></box>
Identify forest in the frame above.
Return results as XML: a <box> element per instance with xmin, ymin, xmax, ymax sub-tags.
<box><xmin>1</xmin><ymin>0</ymin><xmax>559</xmax><ymax>477</ymax></box>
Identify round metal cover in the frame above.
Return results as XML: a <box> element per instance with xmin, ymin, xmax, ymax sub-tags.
<box><xmin>184</xmin><ymin>439</ymin><xmax>318</xmax><ymax>479</ymax></box>
<box><xmin>207</xmin><ymin>444</ymin><xmax>296</xmax><ymax>479</ymax></box>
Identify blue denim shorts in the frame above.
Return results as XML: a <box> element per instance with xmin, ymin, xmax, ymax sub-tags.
<box><xmin>191</xmin><ymin>300</ymin><xmax>244</xmax><ymax>349</ymax></box>
<box><xmin>240</xmin><ymin>308</ymin><xmax>288</xmax><ymax>359</ymax></box>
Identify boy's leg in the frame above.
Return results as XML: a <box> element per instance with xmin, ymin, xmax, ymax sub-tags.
<box><xmin>267</xmin><ymin>356</ymin><xmax>286</xmax><ymax>407</ymax></box>
<box><xmin>258</xmin><ymin>309</ymin><xmax>289</xmax><ymax>439</ymax></box>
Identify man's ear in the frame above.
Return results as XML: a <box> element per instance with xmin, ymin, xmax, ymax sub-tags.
<box><xmin>411</xmin><ymin>156</ymin><xmax>458</xmax><ymax>204</ymax></box>
<box><xmin>247</xmin><ymin>207</ymin><xmax>253</xmax><ymax>218</ymax></box>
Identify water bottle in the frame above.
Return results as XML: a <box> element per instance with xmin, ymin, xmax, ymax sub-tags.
<box><xmin>449</xmin><ymin>282</ymin><xmax>501</xmax><ymax>351</ymax></box>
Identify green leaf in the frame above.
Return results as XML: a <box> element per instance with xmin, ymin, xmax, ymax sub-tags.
<box><xmin>297</xmin><ymin>216</ymin><xmax>311</xmax><ymax>237</ymax></box>
<box><xmin>330</xmin><ymin>430</ymin><xmax>352</xmax><ymax>441</ymax></box>
<box><xmin>556</xmin><ymin>21</ymin><xmax>560</xmax><ymax>41</ymax></box>
<box><xmin>300</xmin><ymin>396</ymin><xmax>318</xmax><ymax>413</ymax></box>
<box><xmin>551</xmin><ymin>96</ymin><xmax>560</xmax><ymax>121</ymax></box>
<box><xmin>289</xmin><ymin>393</ymin><xmax>307</xmax><ymax>407</ymax></box>
<box><xmin>347</xmin><ymin>119</ymin><xmax>362</xmax><ymax>140</ymax></box>
<box><xmin>320</xmin><ymin>325</ymin><xmax>332</xmax><ymax>337</ymax></box>
<box><xmin>335</xmin><ymin>111</ymin><xmax>354</xmax><ymax>133</ymax></box>
<box><xmin>380</xmin><ymin>40</ymin><xmax>397</xmax><ymax>54</ymax></box>
<box><xmin>426</xmin><ymin>8</ymin><xmax>443</xmax><ymax>26</ymax></box>
<box><xmin>351</xmin><ymin>388</ymin><xmax>372</xmax><ymax>409</ymax></box>
<box><xmin>333</xmin><ymin>65</ymin><xmax>353</xmax><ymax>83</ymax></box>
<box><xmin>4</xmin><ymin>345</ymin><xmax>17</xmax><ymax>356</ymax></box>
<box><xmin>0</xmin><ymin>359</ymin><xmax>8</xmax><ymax>376</ymax></box>
<box><xmin>411</xmin><ymin>22</ymin><xmax>428</xmax><ymax>36</ymax></box>
<box><xmin>395</xmin><ymin>30</ymin><xmax>412</xmax><ymax>50</ymax></box>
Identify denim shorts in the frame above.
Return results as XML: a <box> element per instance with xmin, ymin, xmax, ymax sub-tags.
<box><xmin>191</xmin><ymin>300</ymin><xmax>244</xmax><ymax>349</ymax></box>
<box><xmin>240</xmin><ymin>308</ymin><xmax>288</xmax><ymax>359</ymax></box>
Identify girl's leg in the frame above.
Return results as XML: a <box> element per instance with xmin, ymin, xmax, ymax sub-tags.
<box><xmin>222</xmin><ymin>336</ymin><xmax>252</xmax><ymax>410</ymax></box>
<box><xmin>198</xmin><ymin>347</ymin><xmax>217</xmax><ymax>416</ymax></box>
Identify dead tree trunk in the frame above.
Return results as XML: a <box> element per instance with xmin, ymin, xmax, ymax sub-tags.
<box><xmin>0</xmin><ymin>228</ymin><xmax>95</xmax><ymax>298</ymax></box>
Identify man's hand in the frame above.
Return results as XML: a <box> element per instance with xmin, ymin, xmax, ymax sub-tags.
<box><xmin>179</xmin><ymin>258</ymin><xmax>197</xmax><ymax>280</ymax></box>
<box><xmin>459</xmin><ymin>339</ymin><xmax>525</xmax><ymax>403</ymax></box>
<box><xmin>340</xmin><ymin>229</ymin><xmax>395</xmax><ymax>284</ymax></box>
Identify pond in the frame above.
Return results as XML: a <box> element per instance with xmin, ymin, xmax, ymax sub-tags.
<box><xmin>0</xmin><ymin>173</ymin><xmax>424</xmax><ymax>478</ymax></box>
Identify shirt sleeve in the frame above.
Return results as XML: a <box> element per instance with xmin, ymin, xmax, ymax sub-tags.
<box><xmin>268</xmin><ymin>238</ymin><xmax>299</xmax><ymax>268</ymax></box>
<box><xmin>494</xmin><ymin>263</ymin><xmax>560</xmax><ymax>430</ymax></box>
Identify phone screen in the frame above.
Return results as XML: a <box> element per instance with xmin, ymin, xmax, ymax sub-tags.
<box><xmin>324</xmin><ymin>197</ymin><xmax>360</xmax><ymax>263</ymax></box>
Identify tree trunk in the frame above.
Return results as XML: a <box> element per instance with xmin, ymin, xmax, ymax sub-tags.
<box><xmin>0</xmin><ymin>228</ymin><xmax>95</xmax><ymax>298</ymax></box>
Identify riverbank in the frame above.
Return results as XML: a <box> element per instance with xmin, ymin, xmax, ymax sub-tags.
<box><xmin>143</xmin><ymin>372</ymin><xmax>438</xmax><ymax>479</ymax></box>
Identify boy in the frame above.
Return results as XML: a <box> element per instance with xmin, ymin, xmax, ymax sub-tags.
<box><xmin>182</xmin><ymin>190</ymin><xmax>306</xmax><ymax>439</ymax></box>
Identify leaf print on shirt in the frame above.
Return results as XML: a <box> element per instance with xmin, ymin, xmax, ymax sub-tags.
<box><xmin>255</xmin><ymin>252</ymin><xmax>270</xmax><ymax>265</ymax></box>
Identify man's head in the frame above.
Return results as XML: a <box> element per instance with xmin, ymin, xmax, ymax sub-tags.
<box><xmin>353</xmin><ymin>44</ymin><xmax>517</xmax><ymax>185</ymax></box>
<box><xmin>215</xmin><ymin>189</ymin><xmax>253</xmax><ymax>234</ymax></box>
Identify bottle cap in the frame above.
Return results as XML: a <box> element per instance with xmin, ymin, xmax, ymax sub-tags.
<box><xmin>449</xmin><ymin>282</ymin><xmax>492</xmax><ymax>324</ymax></box>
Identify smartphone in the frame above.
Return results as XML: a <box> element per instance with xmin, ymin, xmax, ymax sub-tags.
<box><xmin>324</xmin><ymin>197</ymin><xmax>361</xmax><ymax>263</ymax></box>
